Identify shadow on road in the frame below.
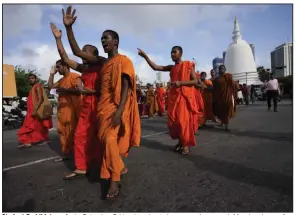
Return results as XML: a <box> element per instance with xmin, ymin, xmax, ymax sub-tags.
<box><xmin>204</xmin><ymin>127</ymin><xmax>293</xmax><ymax>142</ymax></box>
<box><xmin>141</xmin><ymin>138</ymin><xmax>293</xmax><ymax>197</ymax></box>
<box><xmin>3</xmin><ymin>198</ymin><xmax>36</xmax><ymax>212</ymax></box>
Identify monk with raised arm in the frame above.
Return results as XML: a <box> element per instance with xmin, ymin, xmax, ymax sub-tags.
<box><xmin>98</xmin><ymin>30</ymin><xmax>140</xmax><ymax>199</ymax></box>
<box><xmin>48</xmin><ymin>60</ymin><xmax>81</xmax><ymax>162</ymax></box>
<box><xmin>200</xmin><ymin>71</ymin><xmax>216</xmax><ymax>126</ymax></box>
<box><xmin>17</xmin><ymin>74</ymin><xmax>53</xmax><ymax>148</ymax></box>
<box><xmin>156</xmin><ymin>83</ymin><xmax>166</xmax><ymax>116</ymax></box>
<box><xmin>50</xmin><ymin>23</ymin><xmax>103</xmax><ymax>179</ymax></box>
<box><xmin>146</xmin><ymin>83</ymin><xmax>158</xmax><ymax>118</ymax></box>
<box><xmin>63</xmin><ymin>6</ymin><xmax>106</xmax><ymax>66</ymax></box>
<box><xmin>138</xmin><ymin>46</ymin><xmax>197</xmax><ymax>155</ymax></box>
<box><xmin>212</xmin><ymin>65</ymin><xmax>235</xmax><ymax>132</ymax></box>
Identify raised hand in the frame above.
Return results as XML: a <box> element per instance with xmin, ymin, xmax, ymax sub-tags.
<box><xmin>50</xmin><ymin>23</ymin><xmax>62</xmax><ymax>38</ymax></box>
<box><xmin>137</xmin><ymin>48</ymin><xmax>147</xmax><ymax>58</ymax></box>
<box><xmin>50</xmin><ymin>65</ymin><xmax>58</xmax><ymax>75</ymax></box>
<box><xmin>62</xmin><ymin>5</ymin><xmax>77</xmax><ymax>27</ymax></box>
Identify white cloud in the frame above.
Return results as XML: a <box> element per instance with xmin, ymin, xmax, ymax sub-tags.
<box><xmin>3</xmin><ymin>41</ymin><xmax>167</xmax><ymax>84</ymax></box>
<box><xmin>3</xmin><ymin>5</ymin><xmax>43</xmax><ymax>38</ymax></box>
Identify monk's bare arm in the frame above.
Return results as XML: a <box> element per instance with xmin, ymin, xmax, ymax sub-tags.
<box><xmin>180</xmin><ymin>67</ymin><xmax>197</xmax><ymax>87</ymax></box>
<box><xmin>143</xmin><ymin>55</ymin><xmax>172</xmax><ymax>72</ymax></box>
<box><xmin>55</xmin><ymin>37</ymin><xmax>83</xmax><ymax>72</ymax></box>
<box><xmin>65</xmin><ymin>26</ymin><xmax>105</xmax><ymax>64</ymax></box>
<box><xmin>48</xmin><ymin>74</ymin><xmax>60</xmax><ymax>90</ymax></box>
<box><xmin>34</xmin><ymin>86</ymin><xmax>44</xmax><ymax>111</ymax></box>
<box><xmin>116</xmin><ymin>74</ymin><xmax>130</xmax><ymax>115</ymax></box>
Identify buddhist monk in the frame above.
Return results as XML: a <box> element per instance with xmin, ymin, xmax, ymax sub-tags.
<box><xmin>97</xmin><ymin>30</ymin><xmax>140</xmax><ymax>199</ymax></box>
<box><xmin>136</xmin><ymin>84</ymin><xmax>144</xmax><ymax>117</ymax></box>
<box><xmin>17</xmin><ymin>74</ymin><xmax>53</xmax><ymax>148</ymax></box>
<box><xmin>156</xmin><ymin>83</ymin><xmax>166</xmax><ymax>116</ymax></box>
<box><xmin>146</xmin><ymin>83</ymin><xmax>158</xmax><ymax>118</ymax></box>
<box><xmin>210</xmin><ymin>69</ymin><xmax>219</xmax><ymax>123</ymax></box>
<box><xmin>212</xmin><ymin>65</ymin><xmax>235</xmax><ymax>132</ymax></box>
<box><xmin>194</xmin><ymin>72</ymin><xmax>205</xmax><ymax>130</ymax></box>
<box><xmin>200</xmin><ymin>72</ymin><xmax>215</xmax><ymax>126</ymax></box>
<box><xmin>165</xmin><ymin>82</ymin><xmax>170</xmax><ymax>110</ymax></box>
<box><xmin>210</xmin><ymin>69</ymin><xmax>216</xmax><ymax>81</ymax></box>
<box><xmin>47</xmin><ymin>60</ymin><xmax>81</xmax><ymax>162</ymax></box>
<box><xmin>50</xmin><ymin>22</ymin><xmax>104</xmax><ymax>179</ymax></box>
<box><xmin>138</xmin><ymin>46</ymin><xmax>197</xmax><ymax>155</ymax></box>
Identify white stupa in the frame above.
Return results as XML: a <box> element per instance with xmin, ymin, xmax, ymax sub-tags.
<box><xmin>224</xmin><ymin>17</ymin><xmax>258</xmax><ymax>85</ymax></box>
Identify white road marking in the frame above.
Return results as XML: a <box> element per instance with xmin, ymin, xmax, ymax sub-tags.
<box><xmin>3</xmin><ymin>131</ymin><xmax>168</xmax><ymax>172</ymax></box>
<box><xmin>3</xmin><ymin>156</ymin><xmax>60</xmax><ymax>172</ymax></box>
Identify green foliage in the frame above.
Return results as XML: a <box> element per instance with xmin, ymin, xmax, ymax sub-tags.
<box><xmin>257</xmin><ymin>66</ymin><xmax>269</xmax><ymax>83</ymax></box>
<box><xmin>278</xmin><ymin>75</ymin><xmax>293</xmax><ymax>94</ymax></box>
<box><xmin>14</xmin><ymin>65</ymin><xmax>47</xmax><ymax>98</ymax></box>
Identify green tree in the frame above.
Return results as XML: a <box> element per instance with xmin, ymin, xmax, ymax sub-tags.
<box><xmin>14</xmin><ymin>65</ymin><xmax>47</xmax><ymax>98</ymax></box>
<box><xmin>257</xmin><ymin>66</ymin><xmax>269</xmax><ymax>83</ymax></box>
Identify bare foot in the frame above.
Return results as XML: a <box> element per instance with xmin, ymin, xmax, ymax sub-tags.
<box><xmin>106</xmin><ymin>181</ymin><xmax>120</xmax><ymax>199</ymax></box>
<box><xmin>181</xmin><ymin>146</ymin><xmax>190</xmax><ymax>155</ymax></box>
<box><xmin>63</xmin><ymin>169</ymin><xmax>86</xmax><ymax>180</ymax></box>
<box><xmin>18</xmin><ymin>143</ymin><xmax>32</xmax><ymax>148</ymax></box>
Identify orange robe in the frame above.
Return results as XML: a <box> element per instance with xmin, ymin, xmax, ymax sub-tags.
<box><xmin>168</xmin><ymin>61</ymin><xmax>198</xmax><ymax>147</ymax></box>
<box><xmin>97</xmin><ymin>54</ymin><xmax>141</xmax><ymax>181</ymax></box>
<box><xmin>18</xmin><ymin>84</ymin><xmax>53</xmax><ymax>144</ymax></box>
<box><xmin>201</xmin><ymin>79</ymin><xmax>215</xmax><ymax>125</ymax></box>
<box><xmin>146</xmin><ymin>88</ymin><xmax>158</xmax><ymax>118</ymax></box>
<box><xmin>156</xmin><ymin>87</ymin><xmax>166</xmax><ymax>116</ymax></box>
<box><xmin>56</xmin><ymin>72</ymin><xmax>81</xmax><ymax>155</ymax></box>
<box><xmin>194</xmin><ymin>73</ymin><xmax>204</xmax><ymax>129</ymax></box>
<box><xmin>165</xmin><ymin>89</ymin><xmax>169</xmax><ymax>110</ymax></box>
<box><xmin>212</xmin><ymin>73</ymin><xmax>235</xmax><ymax>124</ymax></box>
<box><xmin>74</xmin><ymin>66</ymin><xmax>101</xmax><ymax>171</ymax></box>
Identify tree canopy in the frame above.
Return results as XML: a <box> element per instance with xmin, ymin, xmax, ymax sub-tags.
<box><xmin>14</xmin><ymin>65</ymin><xmax>47</xmax><ymax>98</ymax></box>
<box><xmin>257</xmin><ymin>66</ymin><xmax>270</xmax><ymax>83</ymax></box>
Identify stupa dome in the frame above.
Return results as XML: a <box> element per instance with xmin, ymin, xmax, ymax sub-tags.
<box><xmin>224</xmin><ymin>17</ymin><xmax>258</xmax><ymax>85</ymax></box>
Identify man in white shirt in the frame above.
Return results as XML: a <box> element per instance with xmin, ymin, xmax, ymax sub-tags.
<box><xmin>264</xmin><ymin>73</ymin><xmax>279</xmax><ymax>112</ymax></box>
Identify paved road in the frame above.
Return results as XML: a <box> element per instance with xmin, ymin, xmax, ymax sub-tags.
<box><xmin>2</xmin><ymin>101</ymin><xmax>293</xmax><ymax>212</ymax></box>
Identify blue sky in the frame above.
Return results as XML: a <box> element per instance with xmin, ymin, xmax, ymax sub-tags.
<box><xmin>3</xmin><ymin>4</ymin><xmax>292</xmax><ymax>83</ymax></box>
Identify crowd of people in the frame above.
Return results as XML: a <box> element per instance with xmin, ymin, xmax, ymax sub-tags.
<box><xmin>13</xmin><ymin>5</ymin><xmax>281</xmax><ymax>200</ymax></box>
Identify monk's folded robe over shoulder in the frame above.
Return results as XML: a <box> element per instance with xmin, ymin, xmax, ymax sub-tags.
<box><xmin>97</xmin><ymin>54</ymin><xmax>141</xmax><ymax>181</ymax></box>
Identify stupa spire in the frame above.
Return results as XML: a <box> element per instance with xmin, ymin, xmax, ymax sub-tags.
<box><xmin>232</xmin><ymin>16</ymin><xmax>241</xmax><ymax>42</ymax></box>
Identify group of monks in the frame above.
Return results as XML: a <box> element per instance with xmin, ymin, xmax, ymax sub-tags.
<box><xmin>15</xmin><ymin>5</ymin><xmax>239</xmax><ymax>200</ymax></box>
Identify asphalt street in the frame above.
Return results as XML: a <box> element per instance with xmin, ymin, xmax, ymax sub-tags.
<box><xmin>2</xmin><ymin>101</ymin><xmax>293</xmax><ymax>212</ymax></box>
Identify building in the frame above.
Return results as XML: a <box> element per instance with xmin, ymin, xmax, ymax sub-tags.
<box><xmin>270</xmin><ymin>42</ymin><xmax>293</xmax><ymax>77</ymax></box>
<box><xmin>212</xmin><ymin>57</ymin><xmax>224</xmax><ymax>76</ymax></box>
<box><xmin>156</xmin><ymin>71</ymin><xmax>162</xmax><ymax>83</ymax></box>
<box><xmin>224</xmin><ymin>17</ymin><xmax>258</xmax><ymax>85</ymax></box>
<box><xmin>3</xmin><ymin>64</ymin><xmax>17</xmax><ymax>98</ymax></box>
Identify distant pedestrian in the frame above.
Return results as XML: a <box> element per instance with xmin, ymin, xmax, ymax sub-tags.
<box><xmin>265</xmin><ymin>73</ymin><xmax>279</xmax><ymax>112</ymax></box>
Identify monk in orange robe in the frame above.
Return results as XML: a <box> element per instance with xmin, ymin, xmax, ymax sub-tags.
<box><xmin>98</xmin><ymin>30</ymin><xmax>141</xmax><ymax>199</ymax></box>
<box><xmin>156</xmin><ymin>83</ymin><xmax>166</xmax><ymax>116</ymax></box>
<box><xmin>194</xmin><ymin>72</ymin><xmax>205</xmax><ymax>130</ymax></box>
<box><xmin>212</xmin><ymin>65</ymin><xmax>235</xmax><ymax>132</ymax></box>
<box><xmin>200</xmin><ymin>71</ymin><xmax>216</xmax><ymax>126</ymax></box>
<box><xmin>146</xmin><ymin>84</ymin><xmax>158</xmax><ymax>118</ymax></box>
<box><xmin>50</xmin><ymin>22</ymin><xmax>105</xmax><ymax>179</ymax></box>
<box><xmin>17</xmin><ymin>74</ymin><xmax>53</xmax><ymax>148</ymax></box>
<box><xmin>48</xmin><ymin>60</ymin><xmax>81</xmax><ymax>162</ymax></box>
<box><xmin>138</xmin><ymin>46</ymin><xmax>197</xmax><ymax>155</ymax></box>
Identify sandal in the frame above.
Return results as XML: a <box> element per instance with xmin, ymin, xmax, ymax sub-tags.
<box><xmin>106</xmin><ymin>188</ymin><xmax>120</xmax><ymax>200</ymax></box>
<box><xmin>63</xmin><ymin>171</ymin><xmax>86</xmax><ymax>180</ymax></box>
<box><xmin>174</xmin><ymin>143</ymin><xmax>183</xmax><ymax>152</ymax></box>
<box><xmin>54</xmin><ymin>156</ymin><xmax>71</xmax><ymax>163</ymax></box>
<box><xmin>18</xmin><ymin>144</ymin><xmax>32</xmax><ymax>148</ymax></box>
<box><xmin>181</xmin><ymin>147</ymin><xmax>190</xmax><ymax>155</ymax></box>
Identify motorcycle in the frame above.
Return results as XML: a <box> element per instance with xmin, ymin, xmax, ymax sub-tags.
<box><xmin>3</xmin><ymin>107</ymin><xmax>25</xmax><ymax>130</ymax></box>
